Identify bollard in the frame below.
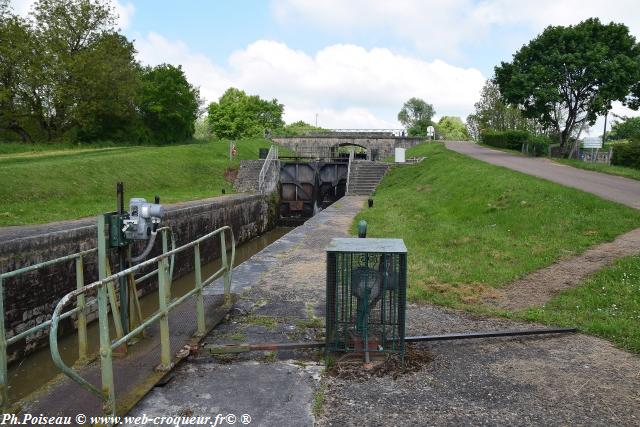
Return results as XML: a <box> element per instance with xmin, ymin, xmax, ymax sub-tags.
<box><xmin>358</xmin><ymin>220</ymin><xmax>367</xmax><ymax>238</ymax></box>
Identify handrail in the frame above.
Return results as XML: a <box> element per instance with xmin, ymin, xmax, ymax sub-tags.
<box><xmin>258</xmin><ymin>145</ymin><xmax>279</xmax><ymax>194</ymax></box>
<box><xmin>49</xmin><ymin>224</ymin><xmax>235</xmax><ymax>415</ymax></box>
<box><xmin>0</xmin><ymin>227</ymin><xmax>178</xmax><ymax>410</ymax></box>
<box><xmin>0</xmin><ymin>247</ymin><xmax>97</xmax><ymax>409</ymax></box>
<box><xmin>345</xmin><ymin>149</ymin><xmax>355</xmax><ymax>195</ymax></box>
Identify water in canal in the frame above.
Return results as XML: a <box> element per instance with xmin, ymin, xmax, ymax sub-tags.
<box><xmin>6</xmin><ymin>226</ymin><xmax>292</xmax><ymax>404</ymax></box>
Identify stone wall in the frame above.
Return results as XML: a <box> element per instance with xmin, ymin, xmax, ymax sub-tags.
<box><xmin>234</xmin><ymin>159</ymin><xmax>280</xmax><ymax>194</ymax></box>
<box><xmin>0</xmin><ymin>194</ymin><xmax>278</xmax><ymax>362</ymax></box>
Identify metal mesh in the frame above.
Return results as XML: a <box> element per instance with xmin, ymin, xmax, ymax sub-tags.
<box><xmin>326</xmin><ymin>250</ymin><xmax>406</xmax><ymax>357</ymax></box>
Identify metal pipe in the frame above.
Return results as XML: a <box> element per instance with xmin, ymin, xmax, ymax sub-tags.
<box><xmin>204</xmin><ymin>327</ymin><xmax>577</xmax><ymax>354</ymax></box>
<box><xmin>404</xmin><ymin>328</ymin><xmax>577</xmax><ymax>342</ymax></box>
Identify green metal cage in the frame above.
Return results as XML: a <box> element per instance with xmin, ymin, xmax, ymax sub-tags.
<box><xmin>325</xmin><ymin>238</ymin><xmax>407</xmax><ymax>358</ymax></box>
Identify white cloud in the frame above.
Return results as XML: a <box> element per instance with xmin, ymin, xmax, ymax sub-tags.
<box><xmin>113</xmin><ymin>1</ymin><xmax>134</xmax><ymax>29</ymax></box>
<box><xmin>134</xmin><ymin>32</ymin><xmax>233</xmax><ymax>104</ymax></box>
<box><xmin>9</xmin><ymin>0</ymin><xmax>134</xmax><ymax>29</ymax></box>
<box><xmin>134</xmin><ymin>35</ymin><xmax>486</xmax><ymax>128</ymax></box>
<box><xmin>272</xmin><ymin>0</ymin><xmax>640</xmax><ymax>57</ymax></box>
<box><xmin>9</xmin><ymin>0</ymin><xmax>35</xmax><ymax>16</ymax></box>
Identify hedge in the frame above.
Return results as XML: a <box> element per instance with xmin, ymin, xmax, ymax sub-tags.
<box><xmin>480</xmin><ymin>130</ymin><xmax>550</xmax><ymax>156</ymax></box>
<box><xmin>612</xmin><ymin>139</ymin><xmax>640</xmax><ymax>169</ymax></box>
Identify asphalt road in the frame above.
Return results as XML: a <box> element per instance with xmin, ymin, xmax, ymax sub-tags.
<box><xmin>445</xmin><ymin>142</ymin><xmax>640</xmax><ymax>209</ymax></box>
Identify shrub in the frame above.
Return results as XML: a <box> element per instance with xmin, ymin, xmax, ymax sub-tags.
<box><xmin>612</xmin><ymin>139</ymin><xmax>640</xmax><ymax>169</ymax></box>
<box><xmin>480</xmin><ymin>130</ymin><xmax>550</xmax><ymax>156</ymax></box>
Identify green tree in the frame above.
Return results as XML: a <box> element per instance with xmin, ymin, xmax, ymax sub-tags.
<box><xmin>437</xmin><ymin>116</ymin><xmax>470</xmax><ymax>140</ymax></box>
<box><xmin>207</xmin><ymin>88</ymin><xmax>284</xmax><ymax>140</ymax></box>
<box><xmin>0</xmin><ymin>6</ymin><xmax>35</xmax><ymax>142</ymax></box>
<box><xmin>273</xmin><ymin>120</ymin><xmax>327</xmax><ymax>136</ymax></box>
<box><xmin>494</xmin><ymin>18</ymin><xmax>640</xmax><ymax>153</ymax></box>
<box><xmin>73</xmin><ymin>33</ymin><xmax>142</xmax><ymax>142</ymax></box>
<box><xmin>397</xmin><ymin>98</ymin><xmax>435</xmax><ymax>136</ymax></box>
<box><xmin>471</xmin><ymin>80</ymin><xmax>537</xmax><ymax>133</ymax></box>
<box><xmin>31</xmin><ymin>0</ymin><xmax>120</xmax><ymax>140</ymax></box>
<box><xmin>140</xmin><ymin>64</ymin><xmax>201</xmax><ymax>144</ymax></box>
<box><xmin>608</xmin><ymin>116</ymin><xmax>640</xmax><ymax>141</ymax></box>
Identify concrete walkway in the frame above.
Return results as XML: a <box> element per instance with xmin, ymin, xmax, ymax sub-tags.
<box><xmin>445</xmin><ymin>141</ymin><xmax>640</xmax><ymax>209</ymax></box>
<box><xmin>126</xmin><ymin>196</ymin><xmax>367</xmax><ymax>426</ymax></box>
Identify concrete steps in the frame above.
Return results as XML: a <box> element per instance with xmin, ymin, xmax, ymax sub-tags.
<box><xmin>347</xmin><ymin>161</ymin><xmax>390</xmax><ymax>195</ymax></box>
<box><xmin>234</xmin><ymin>160</ymin><xmax>265</xmax><ymax>193</ymax></box>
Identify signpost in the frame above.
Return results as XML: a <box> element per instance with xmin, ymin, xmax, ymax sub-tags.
<box><xmin>427</xmin><ymin>126</ymin><xmax>435</xmax><ymax>140</ymax></box>
<box><xmin>582</xmin><ymin>137</ymin><xmax>603</xmax><ymax>149</ymax></box>
<box><xmin>582</xmin><ymin>137</ymin><xmax>603</xmax><ymax>163</ymax></box>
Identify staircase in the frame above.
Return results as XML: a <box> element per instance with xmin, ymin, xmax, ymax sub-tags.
<box><xmin>234</xmin><ymin>160</ymin><xmax>265</xmax><ymax>192</ymax></box>
<box><xmin>347</xmin><ymin>161</ymin><xmax>390</xmax><ymax>195</ymax></box>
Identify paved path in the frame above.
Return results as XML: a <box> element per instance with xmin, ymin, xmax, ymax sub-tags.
<box><xmin>445</xmin><ymin>142</ymin><xmax>640</xmax><ymax>209</ymax></box>
<box><xmin>126</xmin><ymin>196</ymin><xmax>367</xmax><ymax>427</ymax></box>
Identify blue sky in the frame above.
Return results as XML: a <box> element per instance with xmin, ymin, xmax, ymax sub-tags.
<box><xmin>11</xmin><ymin>0</ymin><xmax>640</xmax><ymax>131</ymax></box>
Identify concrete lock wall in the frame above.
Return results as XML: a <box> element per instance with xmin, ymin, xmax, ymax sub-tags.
<box><xmin>0</xmin><ymin>194</ymin><xmax>278</xmax><ymax>363</ymax></box>
<box><xmin>272</xmin><ymin>136</ymin><xmax>425</xmax><ymax>159</ymax></box>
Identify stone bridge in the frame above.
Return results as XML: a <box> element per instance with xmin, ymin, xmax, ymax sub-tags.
<box><xmin>272</xmin><ymin>133</ymin><xmax>425</xmax><ymax>160</ymax></box>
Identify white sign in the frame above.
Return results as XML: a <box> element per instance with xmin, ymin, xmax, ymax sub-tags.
<box><xmin>395</xmin><ymin>148</ymin><xmax>406</xmax><ymax>163</ymax></box>
<box><xmin>582</xmin><ymin>137</ymin><xmax>603</xmax><ymax>149</ymax></box>
<box><xmin>427</xmin><ymin>126</ymin><xmax>435</xmax><ymax>137</ymax></box>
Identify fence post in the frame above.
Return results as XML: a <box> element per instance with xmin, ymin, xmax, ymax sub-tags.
<box><xmin>220</xmin><ymin>230</ymin><xmax>231</xmax><ymax>303</ymax></box>
<box><xmin>194</xmin><ymin>243</ymin><xmax>205</xmax><ymax>336</ymax></box>
<box><xmin>97</xmin><ymin>215</ymin><xmax>116</xmax><ymax>415</ymax></box>
<box><xmin>157</xmin><ymin>257</ymin><xmax>171</xmax><ymax>370</ymax></box>
<box><xmin>75</xmin><ymin>257</ymin><xmax>88</xmax><ymax>362</ymax></box>
<box><xmin>0</xmin><ymin>275</ymin><xmax>8</xmax><ymax>410</ymax></box>
<box><xmin>162</xmin><ymin>229</ymin><xmax>171</xmax><ymax>301</ymax></box>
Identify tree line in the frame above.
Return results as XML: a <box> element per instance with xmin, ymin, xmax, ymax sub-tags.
<box><xmin>0</xmin><ymin>0</ymin><xmax>200</xmax><ymax>144</ymax></box>
<box><xmin>467</xmin><ymin>18</ymin><xmax>640</xmax><ymax>155</ymax></box>
<box><xmin>397</xmin><ymin>97</ymin><xmax>470</xmax><ymax>140</ymax></box>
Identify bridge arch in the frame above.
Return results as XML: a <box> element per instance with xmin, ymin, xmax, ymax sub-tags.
<box><xmin>330</xmin><ymin>142</ymin><xmax>369</xmax><ymax>160</ymax></box>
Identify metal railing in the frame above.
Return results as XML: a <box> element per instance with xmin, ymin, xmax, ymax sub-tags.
<box><xmin>49</xmin><ymin>219</ymin><xmax>235</xmax><ymax>415</ymax></box>
<box><xmin>0</xmin><ymin>228</ymin><xmax>177</xmax><ymax>410</ymax></box>
<box><xmin>0</xmin><ymin>247</ymin><xmax>97</xmax><ymax>409</ymax></box>
<box><xmin>258</xmin><ymin>145</ymin><xmax>279</xmax><ymax>194</ymax></box>
<box><xmin>345</xmin><ymin>149</ymin><xmax>355</xmax><ymax>195</ymax></box>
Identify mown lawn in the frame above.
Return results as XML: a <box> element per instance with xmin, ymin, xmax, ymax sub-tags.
<box><xmin>554</xmin><ymin>158</ymin><xmax>640</xmax><ymax>181</ymax></box>
<box><xmin>521</xmin><ymin>255</ymin><xmax>640</xmax><ymax>353</ymax></box>
<box><xmin>0</xmin><ymin>138</ymin><xmax>279</xmax><ymax>226</ymax></box>
<box><xmin>353</xmin><ymin>142</ymin><xmax>640</xmax><ymax>307</ymax></box>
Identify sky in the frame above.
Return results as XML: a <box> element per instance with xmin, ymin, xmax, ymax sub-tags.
<box><xmin>9</xmin><ymin>0</ymin><xmax>640</xmax><ymax>134</ymax></box>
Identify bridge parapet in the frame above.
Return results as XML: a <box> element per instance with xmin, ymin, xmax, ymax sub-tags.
<box><xmin>272</xmin><ymin>135</ymin><xmax>426</xmax><ymax>160</ymax></box>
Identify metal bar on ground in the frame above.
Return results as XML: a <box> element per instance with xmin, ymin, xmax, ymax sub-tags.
<box><xmin>204</xmin><ymin>328</ymin><xmax>578</xmax><ymax>354</ymax></box>
<box><xmin>404</xmin><ymin>328</ymin><xmax>578</xmax><ymax>343</ymax></box>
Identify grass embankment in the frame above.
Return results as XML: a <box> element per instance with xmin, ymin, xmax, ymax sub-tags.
<box><xmin>554</xmin><ymin>158</ymin><xmax>640</xmax><ymax>181</ymax></box>
<box><xmin>353</xmin><ymin>142</ymin><xmax>640</xmax><ymax>350</ymax></box>
<box><xmin>521</xmin><ymin>255</ymin><xmax>640</xmax><ymax>353</ymax></box>
<box><xmin>0</xmin><ymin>138</ymin><xmax>277</xmax><ymax>226</ymax></box>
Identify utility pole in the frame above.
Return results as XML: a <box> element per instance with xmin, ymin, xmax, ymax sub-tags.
<box><xmin>315</xmin><ymin>113</ymin><xmax>318</xmax><ymax>127</ymax></box>
<box><xmin>602</xmin><ymin>111</ymin><xmax>608</xmax><ymax>146</ymax></box>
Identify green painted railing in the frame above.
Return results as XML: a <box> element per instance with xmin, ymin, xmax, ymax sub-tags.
<box><xmin>0</xmin><ymin>227</ymin><xmax>177</xmax><ymax>411</ymax></box>
<box><xmin>49</xmin><ymin>220</ymin><xmax>235</xmax><ymax>416</ymax></box>
<box><xmin>0</xmin><ymin>247</ymin><xmax>97</xmax><ymax>409</ymax></box>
